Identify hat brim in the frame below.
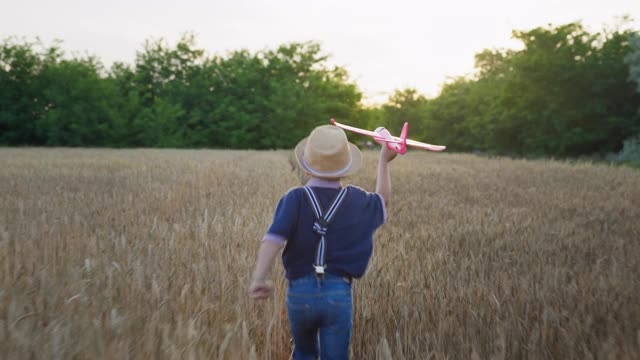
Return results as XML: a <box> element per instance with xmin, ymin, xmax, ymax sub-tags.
<box><xmin>294</xmin><ymin>137</ymin><xmax>362</xmax><ymax>178</ymax></box>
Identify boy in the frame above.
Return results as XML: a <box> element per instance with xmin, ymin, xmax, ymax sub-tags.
<box><xmin>249</xmin><ymin>124</ymin><xmax>397</xmax><ymax>359</ymax></box>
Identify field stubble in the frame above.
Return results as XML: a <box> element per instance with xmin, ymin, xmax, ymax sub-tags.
<box><xmin>0</xmin><ymin>148</ymin><xmax>639</xmax><ymax>359</ymax></box>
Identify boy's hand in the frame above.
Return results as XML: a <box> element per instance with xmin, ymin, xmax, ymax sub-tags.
<box><xmin>380</xmin><ymin>145</ymin><xmax>398</xmax><ymax>163</ymax></box>
<box><xmin>248</xmin><ymin>279</ymin><xmax>273</xmax><ymax>300</ymax></box>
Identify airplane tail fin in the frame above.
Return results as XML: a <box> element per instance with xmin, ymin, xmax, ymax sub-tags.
<box><xmin>400</xmin><ymin>122</ymin><xmax>408</xmax><ymax>142</ymax></box>
<box><xmin>399</xmin><ymin>122</ymin><xmax>408</xmax><ymax>153</ymax></box>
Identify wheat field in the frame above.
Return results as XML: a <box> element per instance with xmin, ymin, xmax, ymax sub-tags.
<box><xmin>1</xmin><ymin>148</ymin><xmax>639</xmax><ymax>359</ymax></box>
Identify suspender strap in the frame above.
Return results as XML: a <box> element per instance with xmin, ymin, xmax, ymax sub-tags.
<box><xmin>302</xmin><ymin>186</ymin><xmax>349</xmax><ymax>277</ymax></box>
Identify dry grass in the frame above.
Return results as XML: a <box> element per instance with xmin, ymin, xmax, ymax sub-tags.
<box><xmin>1</xmin><ymin>148</ymin><xmax>639</xmax><ymax>359</ymax></box>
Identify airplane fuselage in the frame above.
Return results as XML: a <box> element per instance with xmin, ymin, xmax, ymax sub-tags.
<box><xmin>373</xmin><ymin>126</ymin><xmax>407</xmax><ymax>155</ymax></box>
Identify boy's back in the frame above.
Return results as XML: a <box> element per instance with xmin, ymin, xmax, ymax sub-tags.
<box><xmin>268</xmin><ymin>181</ymin><xmax>386</xmax><ymax>280</ymax></box>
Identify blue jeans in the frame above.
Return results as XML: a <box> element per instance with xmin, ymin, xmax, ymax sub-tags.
<box><xmin>287</xmin><ymin>273</ymin><xmax>353</xmax><ymax>360</ymax></box>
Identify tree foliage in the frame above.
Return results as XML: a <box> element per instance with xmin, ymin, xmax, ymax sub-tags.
<box><xmin>1</xmin><ymin>20</ymin><xmax>638</xmax><ymax>157</ymax></box>
<box><xmin>419</xmin><ymin>22</ymin><xmax>640</xmax><ymax>156</ymax></box>
<box><xmin>0</xmin><ymin>35</ymin><xmax>361</xmax><ymax>148</ymax></box>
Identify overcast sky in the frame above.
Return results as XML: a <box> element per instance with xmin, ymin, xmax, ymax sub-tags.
<box><xmin>1</xmin><ymin>0</ymin><xmax>639</xmax><ymax>103</ymax></box>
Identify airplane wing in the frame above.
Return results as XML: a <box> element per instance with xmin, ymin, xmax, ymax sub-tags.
<box><xmin>405</xmin><ymin>138</ymin><xmax>446</xmax><ymax>152</ymax></box>
<box><xmin>331</xmin><ymin>119</ymin><xmax>403</xmax><ymax>144</ymax></box>
<box><xmin>332</xmin><ymin>119</ymin><xmax>446</xmax><ymax>152</ymax></box>
<box><xmin>331</xmin><ymin>119</ymin><xmax>380</xmax><ymax>137</ymax></box>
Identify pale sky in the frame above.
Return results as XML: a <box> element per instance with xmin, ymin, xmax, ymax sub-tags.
<box><xmin>1</xmin><ymin>0</ymin><xmax>639</xmax><ymax>104</ymax></box>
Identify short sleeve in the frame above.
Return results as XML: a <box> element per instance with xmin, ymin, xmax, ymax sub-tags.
<box><xmin>263</xmin><ymin>189</ymin><xmax>299</xmax><ymax>245</ymax></box>
<box><xmin>366</xmin><ymin>191</ymin><xmax>387</xmax><ymax>228</ymax></box>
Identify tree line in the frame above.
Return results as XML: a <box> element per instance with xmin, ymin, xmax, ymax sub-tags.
<box><xmin>1</xmin><ymin>20</ymin><xmax>639</xmax><ymax>157</ymax></box>
<box><xmin>0</xmin><ymin>35</ymin><xmax>360</xmax><ymax>148</ymax></box>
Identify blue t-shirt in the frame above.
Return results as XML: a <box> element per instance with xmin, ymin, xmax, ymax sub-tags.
<box><xmin>264</xmin><ymin>181</ymin><xmax>386</xmax><ymax>280</ymax></box>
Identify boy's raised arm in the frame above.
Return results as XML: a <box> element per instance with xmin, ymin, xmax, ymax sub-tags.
<box><xmin>376</xmin><ymin>146</ymin><xmax>397</xmax><ymax>206</ymax></box>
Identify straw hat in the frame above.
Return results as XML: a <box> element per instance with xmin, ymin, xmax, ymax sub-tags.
<box><xmin>294</xmin><ymin>125</ymin><xmax>362</xmax><ymax>178</ymax></box>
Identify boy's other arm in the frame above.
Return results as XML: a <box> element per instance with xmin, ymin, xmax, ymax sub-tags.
<box><xmin>249</xmin><ymin>239</ymin><xmax>284</xmax><ymax>299</ymax></box>
<box><xmin>376</xmin><ymin>146</ymin><xmax>397</xmax><ymax>206</ymax></box>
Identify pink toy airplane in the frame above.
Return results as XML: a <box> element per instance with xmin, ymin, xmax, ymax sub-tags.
<box><xmin>330</xmin><ymin>119</ymin><xmax>446</xmax><ymax>155</ymax></box>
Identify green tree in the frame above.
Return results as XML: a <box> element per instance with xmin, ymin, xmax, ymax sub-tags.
<box><xmin>36</xmin><ymin>57</ymin><xmax>119</xmax><ymax>146</ymax></box>
<box><xmin>382</xmin><ymin>89</ymin><xmax>428</xmax><ymax>138</ymax></box>
<box><xmin>627</xmin><ymin>33</ymin><xmax>640</xmax><ymax>97</ymax></box>
<box><xmin>196</xmin><ymin>41</ymin><xmax>361</xmax><ymax>148</ymax></box>
<box><xmin>422</xmin><ymin>21</ymin><xmax>640</xmax><ymax>156</ymax></box>
<box><xmin>0</xmin><ymin>38</ymin><xmax>58</xmax><ymax>145</ymax></box>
